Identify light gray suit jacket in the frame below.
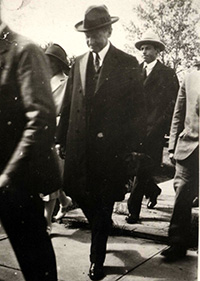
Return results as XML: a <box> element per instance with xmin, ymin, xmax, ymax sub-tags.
<box><xmin>168</xmin><ymin>69</ymin><xmax>199</xmax><ymax>161</ymax></box>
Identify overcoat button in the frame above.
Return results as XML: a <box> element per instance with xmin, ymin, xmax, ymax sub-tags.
<box><xmin>97</xmin><ymin>132</ymin><xmax>104</xmax><ymax>138</ymax></box>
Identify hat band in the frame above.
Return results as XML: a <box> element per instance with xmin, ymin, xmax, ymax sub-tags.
<box><xmin>84</xmin><ymin>15</ymin><xmax>111</xmax><ymax>29</ymax></box>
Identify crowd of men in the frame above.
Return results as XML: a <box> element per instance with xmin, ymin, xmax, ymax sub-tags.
<box><xmin>0</xmin><ymin>3</ymin><xmax>199</xmax><ymax>281</ymax></box>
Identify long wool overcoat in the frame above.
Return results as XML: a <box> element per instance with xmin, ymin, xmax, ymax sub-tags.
<box><xmin>58</xmin><ymin>44</ymin><xmax>146</xmax><ymax>202</ymax></box>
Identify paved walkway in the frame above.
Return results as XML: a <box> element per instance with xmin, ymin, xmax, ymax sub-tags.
<box><xmin>0</xmin><ymin>179</ymin><xmax>198</xmax><ymax>281</ymax></box>
<box><xmin>0</xmin><ymin>222</ymin><xmax>198</xmax><ymax>281</ymax></box>
<box><xmin>63</xmin><ymin>179</ymin><xmax>199</xmax><ymax>246</ymax></box>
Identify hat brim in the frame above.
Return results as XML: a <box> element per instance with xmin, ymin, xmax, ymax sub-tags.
<box><xmin>135</xmin><ymin>40</ymin><xmax>165</xmax><ymax>51</ymax></box>
<box><xmin>46</xmin><ymin>53</ymin><xmax>70</xmax><ymax>70</ymax></box>
<box><xmin>75</xmin><ymin>16</ymin><xmax>119</xmax><ymax>32</ymax></box>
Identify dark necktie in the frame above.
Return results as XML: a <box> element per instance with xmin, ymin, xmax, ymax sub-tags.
<box><xmin>93</xmin><ymin>52</ymin><xmax>100</xmax><ymax>73</ymax></box>
<box><xmin>142</xmin><ymin>65</ymin><xmax>147</xmax><ymax>81</ymax></box>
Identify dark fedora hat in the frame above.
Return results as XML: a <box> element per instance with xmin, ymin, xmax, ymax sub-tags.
<box><xmin>135</xmin><ymin>30</ymin><xmax>165</xmax><ymax>51</ymax></box>
<box><xmin>75</xmin><ymin>5</ymin><xmax>119</xmax><ymax>32</ymax></box>
<box><xmin>45</xmin><ymin>44</ymin><xmax>69</xmax><ymax>69</ymax></box>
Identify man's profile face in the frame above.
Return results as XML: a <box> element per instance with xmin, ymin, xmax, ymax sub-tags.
<box><xmin>140</xmin><ymin>44</ymin><xmax>159</xmax><ymax>64</ymax></box>
<box><xmin>85</xmin><ymin>28</ymin><xmax>110</xmax><ymax>53</ymax></box>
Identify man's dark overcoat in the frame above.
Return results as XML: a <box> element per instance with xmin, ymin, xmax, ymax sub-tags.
<box><xmin>0</xmin><ymin>27</ymin><xmax>61</xmax><ymax>195</ymax></box>
<box><xmin>58</xmin><ymin>44</ymin><xmax>146</xmax><ymax>202</ymax></box>
<box><xmin>140</xmin><ymin>60</ymin><xmax>179</xmax><ymax>164</ymax></box>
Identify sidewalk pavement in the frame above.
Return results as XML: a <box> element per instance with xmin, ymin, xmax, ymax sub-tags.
<box><xmin>63</xmin><ymin>179</ymin><xmax>199</xmax><ymax>247</ymax></box>
<box><xmin>0</xmin><ymin>223</ymin><xmax>198</xmax><ymax>281</ymax></box>
<box><xmin>0</xmin><ymin>179</ymin><xmax>198</xmax><ymax>281</ymax></box>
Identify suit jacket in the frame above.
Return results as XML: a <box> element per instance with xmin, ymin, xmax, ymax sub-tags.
<box><xmin>57</xmin><ymin>44</ymin><xmax>146</xmax><ymax>201</ymax></box>
<box><xmin>0</xmin><ymin>26</ymin><xmax>61</xmax><ymax>195</ymax></box>
<box><xmin>140</xmin><ymin>61</ymin><xmax>179</xmax><ymax>163</ymax></box>
<box><xmin>168</xmin><ymin>69</ymin><xmax>199</xmax><ymax>161</ymax></box>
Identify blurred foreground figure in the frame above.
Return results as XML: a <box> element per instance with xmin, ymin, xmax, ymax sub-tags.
<box><xmin>57</xmin><ymin>5</ymin><xmax>145</xmax><ymax>280</ymax></box>
<box><xmin>161</xmin><ymin>64</ymin><xmax>199</xmax><ymax>261</ymax></box>
<box><xmin>0</xmin><ymin>7</ymin><xmax>61</xmax><ymax>281</ymax></box>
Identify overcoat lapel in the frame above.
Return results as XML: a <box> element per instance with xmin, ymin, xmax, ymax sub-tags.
<box><xmin>95</xmin><ymin>44</ymin><xmax>118</xmax><ymax>93</ymax></box>
<box><xmin>144</xmin><ymin>61</ymin><xmax>163</xmax><ymax>87</ymax></box>
<box><xmin>79</xmin><ymin>52</ymin><xmax>90</xmax><ymax>96</ymax></box>
<box><xmin>78</xmin><ymin>45</ymin><xmax>118</xmax><ymax>95</ymax></box>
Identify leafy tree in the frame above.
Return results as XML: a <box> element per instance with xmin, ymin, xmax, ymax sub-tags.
<box><xmin>124</xmin><ymin>0</ymin><xmax>200</xmax><ymax>74</ymax></box>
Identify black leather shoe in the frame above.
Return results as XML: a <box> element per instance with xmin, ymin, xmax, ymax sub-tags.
<box><xmin>147</xmin><ymin>188</ymin><xmax>161</xmax><ymax>209</ymax></box>
<box><xmin>161</xmin><ymin>245</ymin><xmax>187</xmax><ymax>261</ymax></box>
<box><xmin>125</xmin><ymin>215</ymin><xmax>139</xmax><ymax>224</ymax></box>
<box><xmin>89</xmin><ymin>263</ymin><xmax>105</xmax><ymax>280</ymax></box>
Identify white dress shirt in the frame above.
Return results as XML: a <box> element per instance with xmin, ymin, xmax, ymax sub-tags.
<box><xmin>92</xmin><ymin>41</ymin><xmax>110</xmax><ymax>67</ymax></box>
<box><xmin>143</xmin><ymin>59</ymin><xmax>158</xmax><ymax>76</ymax></box>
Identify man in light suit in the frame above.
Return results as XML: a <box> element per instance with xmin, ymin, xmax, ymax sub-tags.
<box><xmin>161</xmin><ymin>66</ymin><xmax>199</xmax><ymax>261</ymax></box>
<box><xmin>0</xmin><ymin>12</ymin><xmax>61</xmax><ymax>281</ymax></box>
<box><xmin>57</xmin><ymin>5</ymin><xmax>146</xmax><ymax>280</ymax></box>
<box><xmin>126</xmin><ymin>30</ymin><xmax>179</xmax><ymax>224</ymax></box>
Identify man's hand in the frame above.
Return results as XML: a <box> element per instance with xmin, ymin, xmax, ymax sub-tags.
<box><xmin>169</xmin><ymin>153</ymin><xmax>176</xmax><ymax>165</ymax></box>
<box><xmin>0</xmin><ymin>174</ymin><xmax>10</xmax><ymax>188</ymax></box>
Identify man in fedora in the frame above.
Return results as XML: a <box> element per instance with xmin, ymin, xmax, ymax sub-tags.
<box><xmin>57</xmin><ymin>5</ymin><xmax>146</xmax><ymax>280</ymax></box>
<box><xmin>126</xmin><ymin>30</ymin><xmax>179</xmax><ymax>224</ymax></box>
